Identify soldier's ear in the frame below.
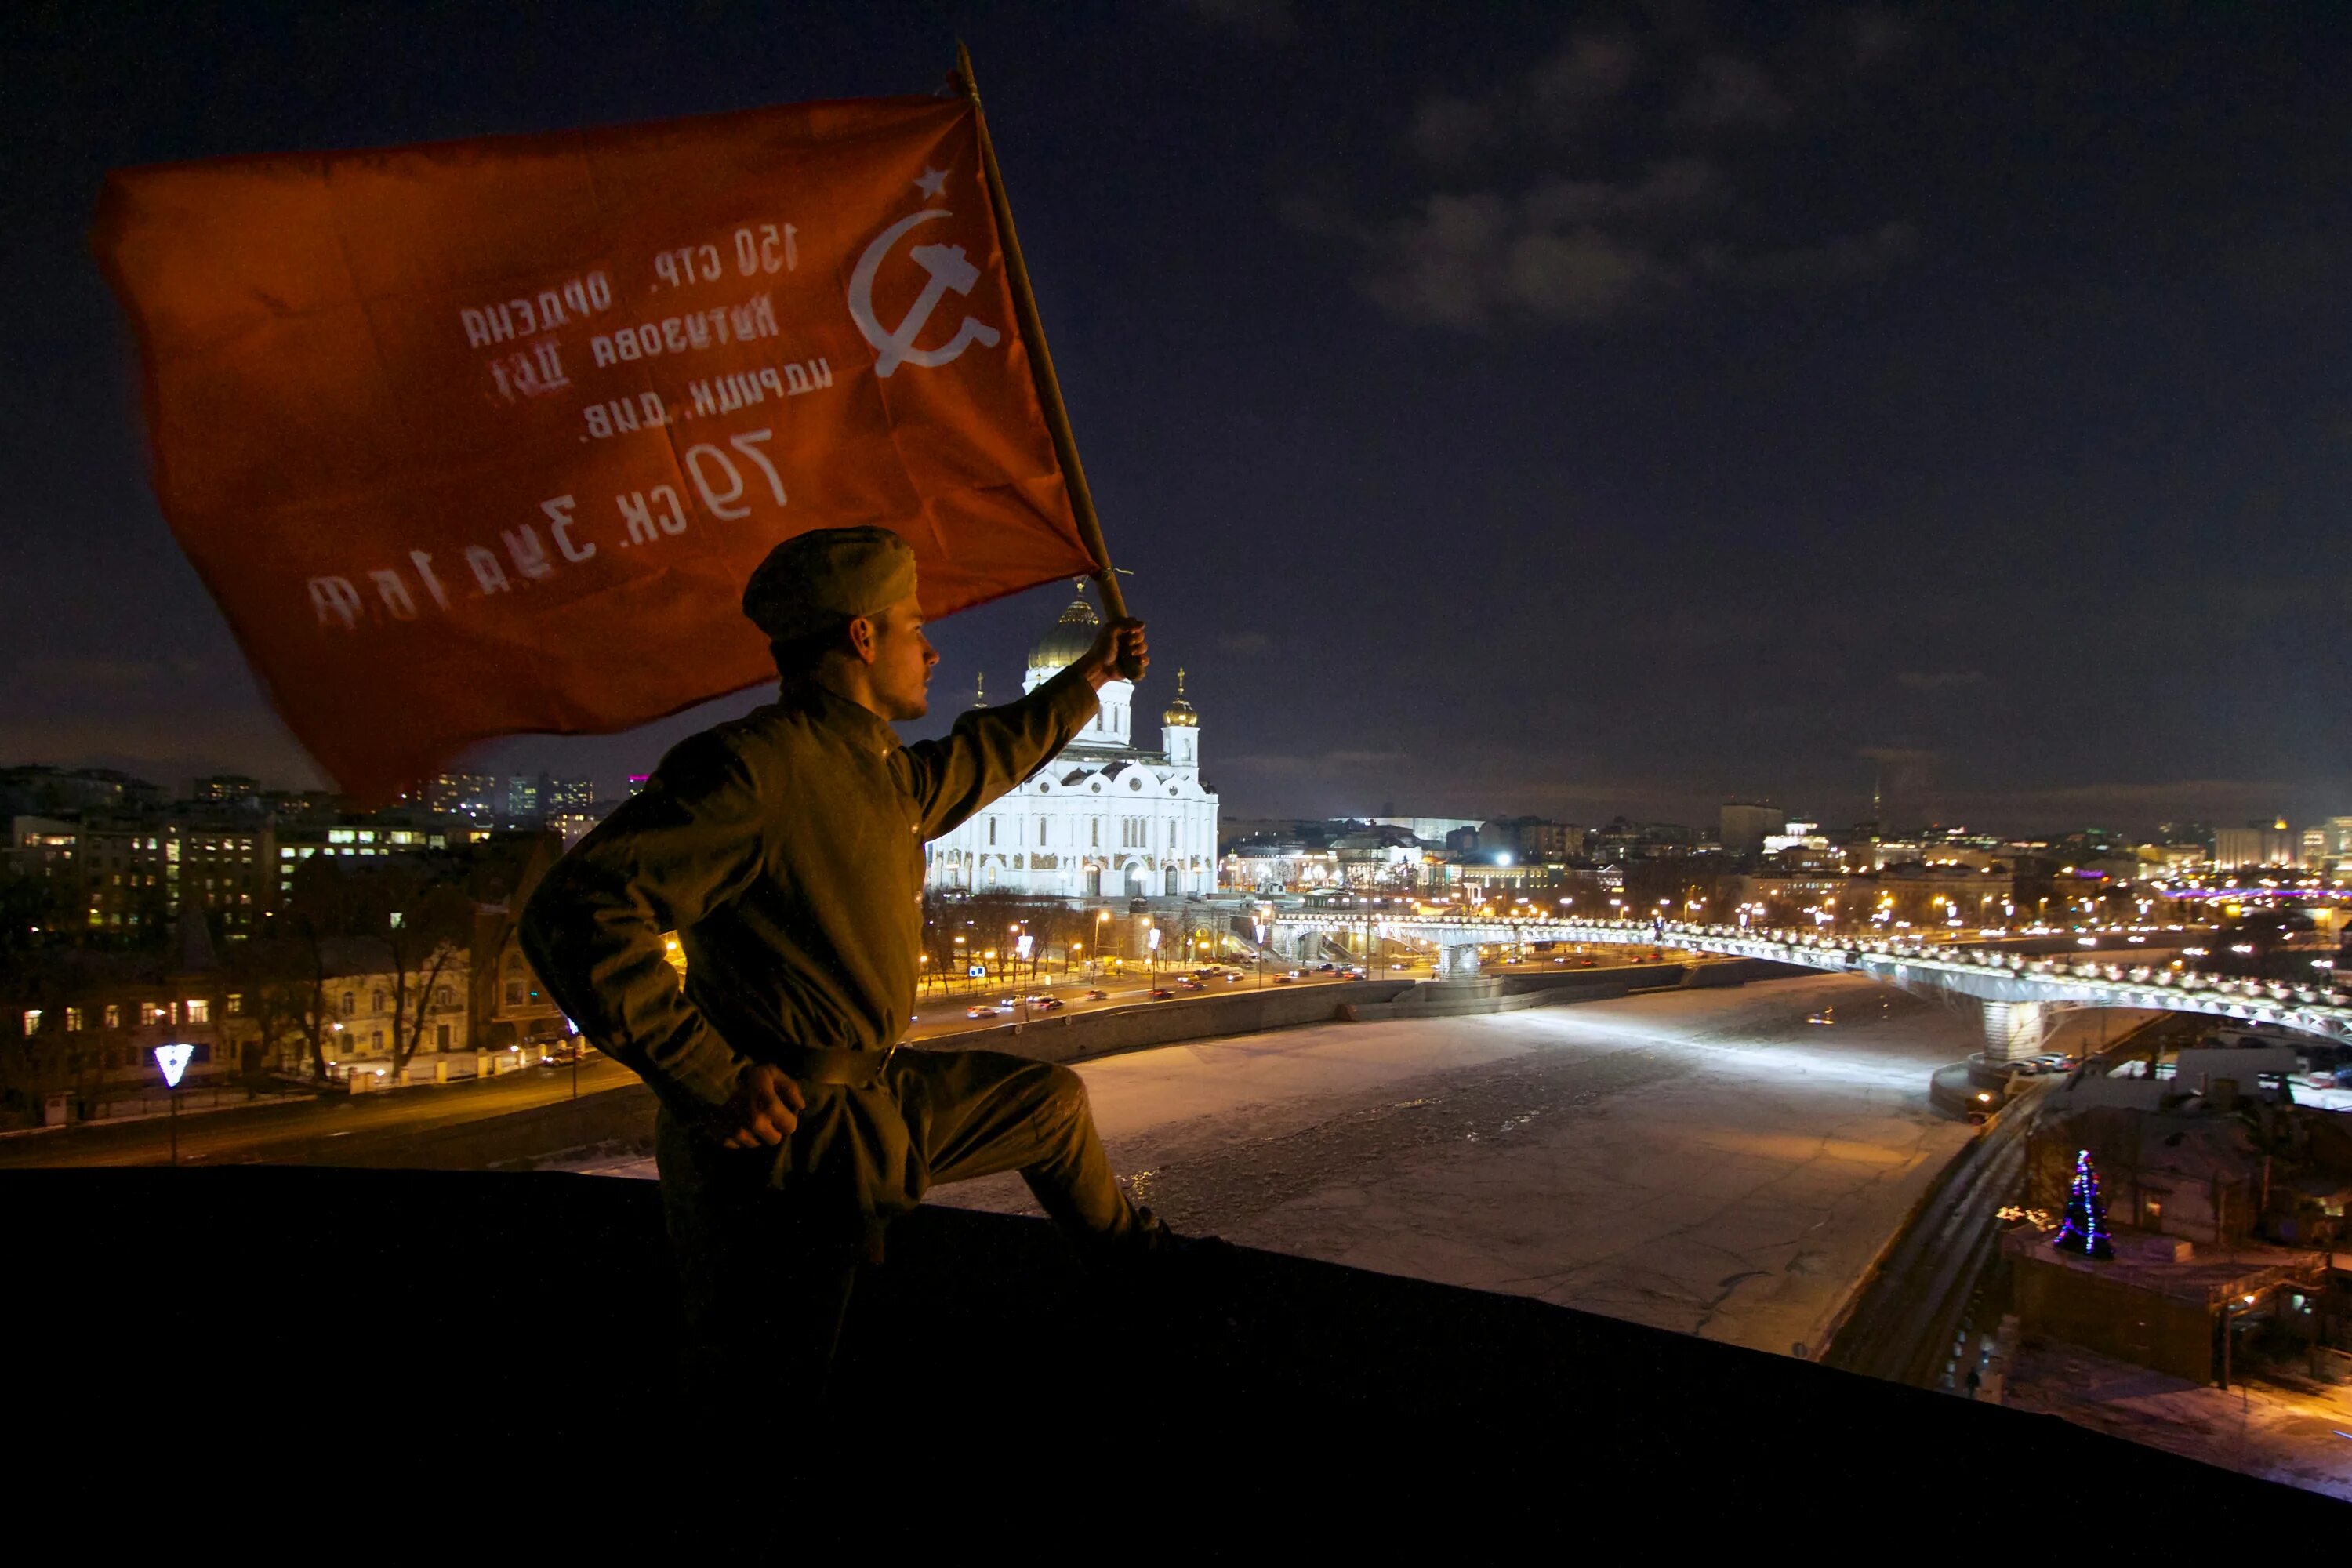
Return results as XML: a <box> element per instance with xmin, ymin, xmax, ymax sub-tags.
<box><xmin>847</xmin><ymin>614</ymin><xmax>879</xmax><ymax>665</ymax></box>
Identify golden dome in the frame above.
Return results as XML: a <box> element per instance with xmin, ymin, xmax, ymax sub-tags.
<box><xmin>1163</xmin><ymin>667</ymin><xmax>1197</xmax><ymax>728</ymax></box>
<box><xmin>1026</xmin><ymin>588</ymin><xmax>1101</xmax><ymax>682</ymax></box>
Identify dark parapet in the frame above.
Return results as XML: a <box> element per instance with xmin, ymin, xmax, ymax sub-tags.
<box><xmin>0</xmin><ymin>1167</ymin><xmax>2335</xmax><ymax>1532</ymax></box>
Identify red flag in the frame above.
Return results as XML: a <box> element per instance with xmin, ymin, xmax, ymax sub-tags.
<box><xmin>95</xmin><ymin>95</ymin><xmax>1098</xmax><ymax>801</ymax></box>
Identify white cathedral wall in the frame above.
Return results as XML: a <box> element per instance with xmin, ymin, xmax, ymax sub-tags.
<box><xmin>925</xmin><ymin>779</ymin><xmax>1218</xmax><ymax>898</ymax></box>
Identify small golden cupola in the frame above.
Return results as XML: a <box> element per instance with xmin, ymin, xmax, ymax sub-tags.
<box><xmin>1162</xmin><ymin>667</ymin><xmax>1198</xmax><ymax>728</ymax></box>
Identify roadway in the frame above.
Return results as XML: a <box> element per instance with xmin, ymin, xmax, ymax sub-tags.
<box><xmin>0</xmin><ymin>1053</ymin><xmax>648</xmax><ymax>1170</ymax></box>
<box><xmin>0</xmin><ymin>958</ymin><xmax>1408</xmax><ymax>1170</ymax></box>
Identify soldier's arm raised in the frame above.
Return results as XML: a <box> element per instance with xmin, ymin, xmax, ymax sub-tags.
<box><xmin>518</xmin><ymin>732</ymin><xmax>770</xmax><ymax>1116</ymax></box>
<box><xmin>902</xmin><ymin>619</ymin><xmax>1146</xmax><ymax>839</ymax></box>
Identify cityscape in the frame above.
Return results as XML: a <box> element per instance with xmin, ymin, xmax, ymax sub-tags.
<box><xmin>6</xmin><ymin>1</ymin><xmax>2350</xmax><ymax>1523</ymax></box>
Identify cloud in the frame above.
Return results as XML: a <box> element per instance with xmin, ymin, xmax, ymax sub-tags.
<box><xmin>1318</xmin><ymin>23</ymin><xmax>1918</xmax><ymax>332</ymax></box>
<box><xmin>1178</xmin><ymin>0</ymin><xmax>1298</xmax><ymax>44</ymax></box>
<box><xmin>1356</xmin><ymin>159</ymin><xmax>1730</xmax><ymax>329</ymax></box>
<box><xmin>1403</xmin><ymin>94</ymin><xmax>1504</xmax><ymax>169</ymax></box>
<box><xmin>1403</xmin><ymin>32</ymin><xmax>1639</xmax><ymax>168</ymax></box>
<box><xmin>1893</xmin><ymin>668</ymin><xmax>1985</xmax><ymax>691</ymax></box>
<box><xmin>1677</xmin><ymin>56</ymin><xmax>1790</xmax><ymax>129</ymax></box>
<box><xmin>1526</xmin><ymin>33</ymin><xmax>1642</xmax><ymax>125</ymax></box>
<box><xmin>1365</xmin><ymin>192</ymin><xmax>1671</xmax><ymax>328</ymax></box>
<box><xmin>1846</xmin><ymin>9</ymin><xmax>1916</xmax><ymax>71</ymax></box>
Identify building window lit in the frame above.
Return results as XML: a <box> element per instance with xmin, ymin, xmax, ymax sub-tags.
<box><xmin>103</xmin><ymin>1004</ymin><xmax>119</xmax><ymax>1029</ymax></box>
<box><xmin>342</xmin><ymin>992</ymin><xmax>357</xmax><ymax>1017</ymax></box>
<box><xmin>65</xmin><ymin>1007</ymin><xmax>83</xmax><ymax>1033</ymax></box>
<box><xmin>140</xmin><ymin>1001</ymin><xmax>166</xmax><ymax>1026</ymax></box>
<box><xmin>227</xmin><ymin>993</ymin><xmax>242</xmax><ymax>1015</ymax></box>
<box><xmin>20</xmin><ymin>1010</ymin><xmax>39</xmax><ymax>1037</ymax></box>
<box><xmin>184</xmin><ymin>999</ymin><xmax>209</xmax><ymax>1025</ymax></box>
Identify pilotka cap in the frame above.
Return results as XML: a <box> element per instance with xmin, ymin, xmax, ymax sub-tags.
<box><xmin>742</xmin><ymin>526</ymin><xmax>919</xmax><ymax>641</ymax></box>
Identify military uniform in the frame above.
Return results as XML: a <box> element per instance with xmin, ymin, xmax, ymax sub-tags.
<box><xmin>523</xmin><ymin>665</ymin><xmax>1151</xmax><ymax>1374</ymax></box>
<box><xmin>519</xmin><ymin>530</ymin><xmax>1153</xmax><ymax>1387</ymax></box>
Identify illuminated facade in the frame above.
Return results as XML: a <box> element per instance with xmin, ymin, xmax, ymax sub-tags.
<box><xmin>924</xmin><ymin>590</ymin><xmax>1218</xmax><ymax>898</ymax></box>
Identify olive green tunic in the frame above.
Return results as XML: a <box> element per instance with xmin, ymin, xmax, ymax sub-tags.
<box><xmin>520</xmin><ymin>667</ymin><xmax>1100</xmax><ymax>1117</ymax></box>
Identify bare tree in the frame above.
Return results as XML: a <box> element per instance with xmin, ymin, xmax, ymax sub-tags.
<box><xmin>365</xmin><ymin>866</ymin><xmax>474</xmax><ymax>1080</ymax></box>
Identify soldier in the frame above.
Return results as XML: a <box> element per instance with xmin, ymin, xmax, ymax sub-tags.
<box><xmin>520</xmin><ymin>525</ymin><xmax>1211</xmax><ymax>1396</ymax></box>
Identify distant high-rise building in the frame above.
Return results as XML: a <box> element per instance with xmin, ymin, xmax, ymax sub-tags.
<box><xmin>504</xmin><ymin>775</ymin><xmax>541</xmax><ymax>824</ymax></box>
<box><xmin>1479</xmin><ymin>816</ymin><xmax>1581</xmax><ymax>862</ymax></box>
<box><xmin>1719</xmin><ymin>800</ymin><xmax>1786</xmax><ymax>858</ymax></box>
<box><xmin>426</xmin><ymin>771</ymin><xmax>498</xmax><ymax>823</ymax></box>
<box><xmin>546</xmin><ymin>776</ymin><xmax>595</xmax><ymax>813</ymax></box>
<box><xmin>2213</xmin><ymin>820</ymin><xmax>2297</xmax><ymax>869</ymax></box>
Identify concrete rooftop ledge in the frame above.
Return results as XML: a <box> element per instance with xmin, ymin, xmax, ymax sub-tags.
<box><xmin>4</xmin><ymin>1167</ymin><xmax>2339</xmax><ymax>1536</ymax></box>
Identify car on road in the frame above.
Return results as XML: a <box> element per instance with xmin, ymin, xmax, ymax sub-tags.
<box><xmin>965</xmin><ymin>1006</ymin><xmax>1000</xmax><ymax>1019</ymax></box>
<box><xmin>1806</xmin><ymin>1010</ymin><xmax>1834</xmax><ymax>1025</ymax></box>
<box><xmin>1029</xmin><ymin>996</ymin><xmax>1065</xmax><ymax>1011</ymax></box>
<box><xmin>1316</xmin><ymin>963</ymin><xmax>1338</xmax><ymax>972</ymax></box>
<box><xmin>1272</xmin><ymin>974</ymin><xmax>1295</xmax><ymax>985</ymax></box>
<box><xmin>1148</xmin><ymin>988</ymin><xmax>1176</xmax><ymax>1000</ymax></box>
<box><xmin>1177</xmin><ymin>978</ymin><xmax>1203</xmax><ymax>991</ymax></box>
<box><xmin>1085</xmin><ymin>989</ymin><xmax>1109</xmax><ymax>1001</ymax></box>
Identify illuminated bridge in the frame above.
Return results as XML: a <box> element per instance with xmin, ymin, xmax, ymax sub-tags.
<box><xmin>1265</xmin><ymin>913</ymin><xmax>2352</xmax><ymax>1054</ymax></box>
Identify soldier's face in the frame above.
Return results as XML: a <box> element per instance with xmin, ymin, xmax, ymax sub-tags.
<box><xmin>865</xmin><ymin>592</ymin><xmax>938</xmax><ymax>720</ymax></box>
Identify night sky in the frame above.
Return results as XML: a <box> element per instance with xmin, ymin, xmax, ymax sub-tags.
<box><xmin>7</xmin><ymin>2</ymin><xmax>2349</xmax><ymax>834</ymax></box>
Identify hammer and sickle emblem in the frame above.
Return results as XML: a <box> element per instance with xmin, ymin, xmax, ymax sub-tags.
<box><xmin>848</xmin><ymin>209</ymin><xmax>1004</xmax><ymax>378</ymax></box>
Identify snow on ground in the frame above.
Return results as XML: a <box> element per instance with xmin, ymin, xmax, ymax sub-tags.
<box><xmin>935</xmin><ymin>972</ymin><xmax>1979</xmax><ymax>1357</ymax></box>
<box><xmin>2007</xmin><ymin>1341</ymin><xmax>2352</xmax><ymax>1498</ymax></box>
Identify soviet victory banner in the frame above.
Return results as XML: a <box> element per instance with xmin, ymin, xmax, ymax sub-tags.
<box><xmin>94</xmin><ymin>90</ymin><xmax>1102</xmax><ymax>800</ymax></box>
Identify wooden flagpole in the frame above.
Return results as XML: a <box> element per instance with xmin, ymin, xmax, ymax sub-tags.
<box><xmin>953</xmin><ymin>43</ymin><xmax>1138</xmax><ymax>648</ymax></box>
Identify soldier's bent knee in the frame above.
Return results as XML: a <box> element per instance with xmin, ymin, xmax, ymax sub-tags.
<box><xmin>1040</xmin><ymin>1062</ymin><xmax>1089</xmax><ymax>1117</ymax></box>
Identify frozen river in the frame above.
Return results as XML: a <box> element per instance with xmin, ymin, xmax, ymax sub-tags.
<box><xmin>937</xmin><ymin>972</ymin><xmax>1994</xmax><ymax>1356</ymax></box>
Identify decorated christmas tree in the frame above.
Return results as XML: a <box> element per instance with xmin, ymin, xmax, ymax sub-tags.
<box><xmin>2052</xmin><ymin>1148</ymin><xmax>2114</xmax><ymax>1261</ymax></box>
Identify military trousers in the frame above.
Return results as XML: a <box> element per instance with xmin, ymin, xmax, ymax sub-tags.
<box><xmin>657</xmin><ymin>1047</ymin><xmax>1147</xmax><ymax>1395</ymax></box>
